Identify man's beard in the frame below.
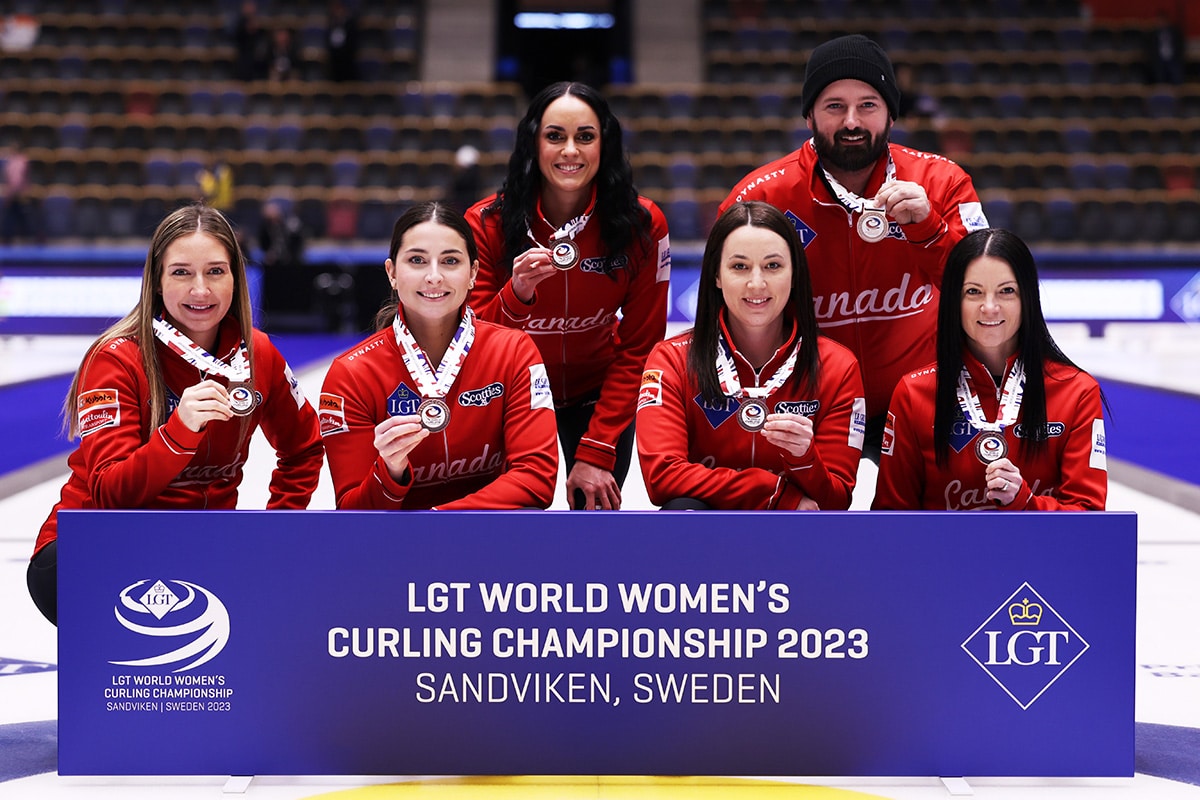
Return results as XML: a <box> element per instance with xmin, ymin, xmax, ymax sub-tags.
<box><xmin>812</xmin><ymin>122</ymin><xmax>891</xmax><ymax>173</ymax></box>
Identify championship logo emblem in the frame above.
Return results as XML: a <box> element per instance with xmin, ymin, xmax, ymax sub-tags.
<box><xmin>109</xmin><ymin>579</ymin><xmax>230</xmax><ymax>673</ymax></box>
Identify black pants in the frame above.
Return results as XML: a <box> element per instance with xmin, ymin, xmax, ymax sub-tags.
<box><xmin>661</xmin><ymin>497</ymin><xmax>712</xmax><ymax>510</ymax></box>
<box><xmin>27</xmin><ymin>541</ymin><xmax>57</xmax><ymax>626</ymax></box>
<box><xmin>555</xmin><ymin>394</ymin><xmax>635</xmax><ymax>510</ymax></box>
<box><xmin>861</xmin><ymin>413</ymin><xmax>885</xmax><ymax>465</ymax></box>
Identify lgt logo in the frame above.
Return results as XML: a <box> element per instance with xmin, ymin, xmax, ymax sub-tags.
<box><xmin>961</xmin><ymin>582</ymin><xmax>1089</xmax><ymax>709</ymax></box>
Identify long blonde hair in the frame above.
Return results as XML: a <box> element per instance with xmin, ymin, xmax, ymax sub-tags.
<box><xmin>62</xmin><ymin>205</ymin><xmax>254</xmax><ymax>438</ymax></box>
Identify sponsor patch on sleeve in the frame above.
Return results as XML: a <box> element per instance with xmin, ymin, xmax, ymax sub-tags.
<box><xmin>849</xmin><ymin>397</ymin><xmax>867</xmax><ymax>451</ymax></box>
<box><xmin>318</xmin><ymin>393</ymin><xmax>349</xmax><ymax>436</ymax></box>
<box><xmin>637</xmin><ymin>369</ymin><xmax>664</xmax><ymax>410</ymax></box>
<box><xmin>880</xmin><ymin>410</ymin><xmax>896</xmax><ymax>457</ymax></box>
<box><xmin>529</xmin><ymin>364</ymin><xmax>554</xmax><ymax>410</ymax></box>
<box><xmin>78</xmin><ymin>388</ymin><xmax>121</xmax><ymax>437</ymax></box>
<box><xmin>959</xmin><ymin>201</ymin><xmax>990</xmax><ymax>232</ymax></box>
<box><xmin>656</xmin><ymin>234</ymin><xmax>671</xmax><ymax>283</ymax></box>
<box><xmin>1089</xmin><ymin>418</ymin><xmax>1107</xmax><ymax>471</ymax></box>
<box><xmin>283</xmin><ymin>362</ymin><xmax>306</xmax><ymax>408</ymax></box>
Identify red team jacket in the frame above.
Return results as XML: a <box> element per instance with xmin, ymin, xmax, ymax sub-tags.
<box><xmin>35</xmin><ymin>319</ymin><xmax>323</xmax><ymax>555</ymax></box>
<box><xmin>319</xmin><ymin>317</ymin><xmax>558</xmax><ymax>510</ymax></box>
<box><xmin>720</xmin><ymin>140</ymin><xmax>988</xmax><ymax>420</ymax></box>
<box><xmin>466</xmin><ymin>195</ymin><xmax>671</xmax><ymax>472</ymax></box>
<box><xmin>636</xmin><ymin>322</ymin><xmax>866</xmax><ymax>510</ymax></box>
<box><xmin>872</xmin><ymin>352</ymin><xmax>1108</xmax><ymax>511</ymax></box>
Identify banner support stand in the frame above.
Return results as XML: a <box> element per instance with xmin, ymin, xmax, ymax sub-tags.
<box><xmin>940</xmin><ymin>776</ymin><xmax>974</xmax><ymax>796</ymax></box>
<box><xmin>222</xmin><ymin>775</ymin><xmax>254</xmax><ymax>794</ymax></box>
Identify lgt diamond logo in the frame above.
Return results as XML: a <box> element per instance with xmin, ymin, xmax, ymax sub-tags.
<box><xmin>784</xmin><ymin>210</ymin><xmax>818</xmax><ymax>248</ymax></box>
<box><xmin>1170</xmin><ymin>271</ymin><xmax>1200</xmax><ymax>323</ymax></box>
<box><xmin>137</xmin><ymin>580</ymin><xmax>180</xmax><ymax>620</ymax></box>
<box><xmin>961</xmin><ymin>582</ymin><xmax>1089</xmax><ymax>709</ymax></box>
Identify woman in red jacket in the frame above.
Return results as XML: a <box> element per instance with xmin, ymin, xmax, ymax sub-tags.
<box><xmin>465</xmin><ymin>81</ymin><xmax>671</xmax><ymax>511</ymax></box>
<box><xmin>636</xmin><ymin>201</ymin><xmax>866</xmax><ymax>510</ymax></box>
<box><xmin>319</xmin><ymin>202</ymin><xmax>558</xmax><ymax>511</ymax></box>
<box><xmin>873</xmin><ymin>229</ymin><xmax>1108</xmax><ymax>510</ymax></box>
<box><xmin>28</xmin><ymin>205</ymin><xmax>324</xmax><ymax>625</ymax></box>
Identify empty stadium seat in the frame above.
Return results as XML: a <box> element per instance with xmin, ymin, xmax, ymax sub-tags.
<box><xmin>326</xmin><ymin>199</ymin><xmax>359</xmax><ymax>241</ymax></box>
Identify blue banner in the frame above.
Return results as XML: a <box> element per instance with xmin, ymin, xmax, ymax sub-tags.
<box><xmin>58</xmin><ymin>510</ymin><xmax>1135</xmax><ymax>777</ymax></box>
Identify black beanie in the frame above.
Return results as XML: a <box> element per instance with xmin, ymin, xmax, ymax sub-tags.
<box><xmin>800</xmin><ymin>34</ymin><xmax>900</xmax><ymax>119</ymax></box>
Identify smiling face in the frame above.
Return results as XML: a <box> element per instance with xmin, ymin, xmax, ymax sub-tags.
<box><xmin>386</xmin><ymin>220</ymin><xmax>478</xmax><ymax>331</ymax></box>
<box><xmin>536</xmin><ymin>93</ymin><xmax>601</xmax><ymax>206</ymax></box>
<box><xmin>716</xmin><ymin>224</ymin><xmax>793</xmax><ymax>347</ymax></box>
<box><xmin>159</xmin><ymin>231</ymin><xmax>235</xmax><ymax>351</ymax></box>
<box><xmin>808</xmin><ymin>78</ymin><xmax>892</xmax><ymax>173</ymax></box>
<box><xmin>961</xmin><ymin>254</ymin><xmax>1023</xmax><ymax>371</ymax></box>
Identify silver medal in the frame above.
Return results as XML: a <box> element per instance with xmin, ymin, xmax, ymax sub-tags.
<box><xmin>228</xmin><ymin>382</ymin><xmax>257</xmax><ymax>416</ymax></box>
<box><xmin>550</xmin><ymin>237</ymin><xmax>580</xmax><ymax>270</ymax></box>
<box><xmin>857</xmin><ymin>208</ymin><xmax>888</xmax><ymax>243</ymax></box>
<box><xmin>975</xmin><ymin>432</ymin><xmax>1008</xmax><ymax>464</ymax></box>
<box><xmin>418</xmin><ymin>398</ymin><xmax>451</xmax><ymax>433</ymax></box>
<box><xmin>736</xmin><ymin>398</ymin><xmax>769</xmax><ymax>432</ymax></box>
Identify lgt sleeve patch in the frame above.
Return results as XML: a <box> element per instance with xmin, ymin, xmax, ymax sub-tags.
<box><xmin>849</xmin><ymin>396</ymin><xmax>866</xmax><ymax>450</ymax></box>
<box><xmin>529</xmin><ymin>364</ymin><xmax>554</xmax><ymax>410</ymax></box>
<box><xmin>1089</xmin><ymin>418</ymin><xmax>1107</xmax><ymax>471</ymax></box>
<box><xmin>656</xmin><ymin>235</ymin><xmax>671</xmax><ymax>283</ymax></box>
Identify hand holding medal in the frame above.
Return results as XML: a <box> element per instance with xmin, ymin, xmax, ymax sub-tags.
<box><xmin>373</xmin><ymin>415</ymin><xmax>431</xmax><ymax>481</ymax></box>
<box><xmin>872</xmin><ymin>179</ymin><xmax>931</xmax><ymax>226</ymax></box>
<box><xmin>520</xmin><ymin>209</ymin><xmax>591</xmax><ymax>296</ymax></box>
<box><xmin>984</xmin><ymin>457</ymin><xmax>1022</xmax><ymax>507</ymax></box>
<box><xmin>176</xmin><ymin>379</ymin><xmax>237</xmax><ymax>432</ymax></box>
<box><xmin>152</xmin><ymin>317</ymin><xmax>257</xmax><ymax>427</ymax></box>
<box><xmin>510</xmin><ymin>246</ymin><xmax>557</xmax><ymax>304</ymax></box>
<box><xmin>760</xmin><ymin>412</ymin><xmax>815</xmax><ymax>459</ymax></box>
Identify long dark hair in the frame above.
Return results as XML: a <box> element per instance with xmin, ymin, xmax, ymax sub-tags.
<box><xmin>374</xmin><ymin>201</ymin><xmax>479</xmax><ymax>330</ymax></box>
<box><xmin>933</xmin><ymin>228</ymin><xmax>1099</xmax><ymax>463</ymax></box>
<box><xmin>63</xmin><ymin>204</ymin><xmax>252</xmax><ymax>437</ymax></box>
<box><xmin>485</xmin><ymin>81</ymin><xmax>651</xmax><ymax>276</ymax></box>
<box><xmin>688</xmin><ymin>201</ymin><xmax>820</xmax><ymax>404</ymax></box>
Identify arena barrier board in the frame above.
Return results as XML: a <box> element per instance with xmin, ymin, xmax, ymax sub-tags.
<box><xmin>58</xmin><ymin>510</ymin><xmax>1135</xmax><ymax>778</ymax></box>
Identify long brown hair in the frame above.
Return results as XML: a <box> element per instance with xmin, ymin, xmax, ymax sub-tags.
<box><xmin>62</xmin><ymin>205</ymin><xmax>253</xmax><ymax>437</ymax></box>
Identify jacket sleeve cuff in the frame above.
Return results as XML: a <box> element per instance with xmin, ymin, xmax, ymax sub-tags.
<box><xmin>1000</xmin><ymin>481</ymin><xmax>1034</xmax><ymax>511</ymax></box>
<box><xmin>903</xmin><ymin>212</ymin><xmax>948</xmax><ymax>245</ymax></box>
<box><xmin>574</xmin><ymin>438</ymin><xmax>617</xmax><ymax>473</ymax></box>
<box><xmin>373</xmin><ymin>459</ymin><xmax>411</xmax><ymax>505</ymax></box>
<box><xmin>499</xmin><ymin>281</ymin><xmax>535</xmax><ymax>322</ymax></box>
<box><xmin>770</xmin><ymin>479</ymin><xmax>808</xmax><ymax>510</ymax></box>
<box><xmin>159</xmin><ymin>414</ymin><xmax>205</xmax><ymax>454</ymax></box>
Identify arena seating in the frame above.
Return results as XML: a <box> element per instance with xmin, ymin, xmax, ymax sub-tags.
<box><xmin>0</xmin><ymin>0</ymin><xmax>1197</xmax><ymax>246</ymax></box>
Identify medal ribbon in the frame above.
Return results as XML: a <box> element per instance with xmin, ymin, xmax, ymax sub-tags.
<box><xmin>956</xmin><ymin>359</ymin><xmax>1026</xmax><ymax>433</ymax></box>
<box><xmin>152</xmin><ymin>317</ymin><xmax>250</xmax><ymax>382</ymax></box>
<box><xmin>392</xmin><ymin>308</ymin><xmax>475</xmax><ymax>399</ymax></box>
<box><xmin>524</xmin><ymin>194</ymin><xmax>595</xmax><ymax>249</ymax></box>
<box><xmin>715</xmin><ymin>333</ymin><xmax>799</xmax><ymax>400</ymax></box>
<box><xmin>813</xmin><ymin>139</ymin><xmax>897</xmax><ymax>214</ymax></box>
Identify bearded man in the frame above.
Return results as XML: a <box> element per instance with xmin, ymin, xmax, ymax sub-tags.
<box><xmin>721</xmin><ymin>34</ymin><xmax>989</xmax><ymax>462</ymax></box>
